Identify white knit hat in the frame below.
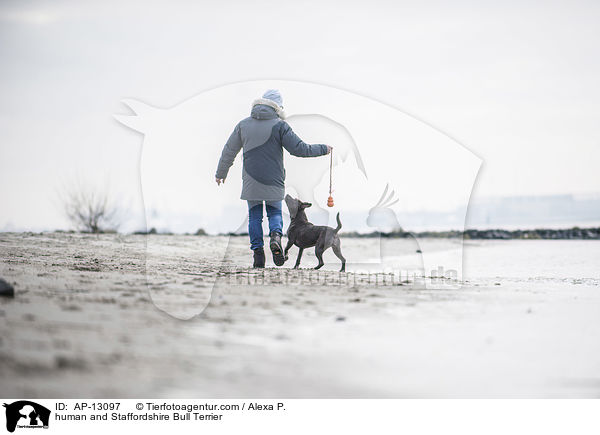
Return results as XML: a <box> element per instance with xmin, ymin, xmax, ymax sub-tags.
<box><xmin>262</xmin><ymin>89</ymin><xmax>283</xmax><ymax>107</ymax></box>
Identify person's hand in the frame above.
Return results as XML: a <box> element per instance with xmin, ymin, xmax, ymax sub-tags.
<box><xmin>326</xmin><ymin>145</ymin><xmax>333</xmax><ymax>154</ymax></box>
<box><xmin>216</xmin><ymin>177</ymin><xmax>225</xmax><ymax>185</ymax></box>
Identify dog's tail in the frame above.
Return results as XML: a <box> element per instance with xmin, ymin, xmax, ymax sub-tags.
<box><xmin>334</xmin><ymin>212</ymin><xmax>342</xmax><ymax>233</ymax></box>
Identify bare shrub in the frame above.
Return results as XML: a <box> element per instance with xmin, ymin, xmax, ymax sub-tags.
<box><xmin>62</xmin><ymin>183</ymin><xmax>121</xmax><ymax>233</ymax></box>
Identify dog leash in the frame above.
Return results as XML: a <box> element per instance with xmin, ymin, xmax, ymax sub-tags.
<box><xmin>327</xmin><ymin>149</ymin><xmax>334</xmax><ymax>207</ymax></box>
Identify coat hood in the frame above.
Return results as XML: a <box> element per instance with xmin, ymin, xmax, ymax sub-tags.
<box><xmin>251</xmin><ymin>98</ymin><xmax>286</xmax><ymax>119</ymax></box>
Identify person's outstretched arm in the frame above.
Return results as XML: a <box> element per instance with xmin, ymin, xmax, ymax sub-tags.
<box><xmin>215</xmin><ymin>123</ymin><xmax>242</xmax><ymax>184</ymax></box>
<box><xmin>280</xmin><ymin>122</ymin><xmax>331</xmax><ymax>157</ymax></box>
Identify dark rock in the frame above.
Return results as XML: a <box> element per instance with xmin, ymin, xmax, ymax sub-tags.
<box><xmin>133</xmin><ymin>227</ymin><xmax>157</xmax><ymax>235</ymax></box>
<box><xmin>55</xmin><ymin>356</ymin><xmax>87</xmax><ymax>371</ymax></box>
<box><xmin>0</xmin><ymin>278</ymin><xmax>14</xmax><ymax>297</ymax></box>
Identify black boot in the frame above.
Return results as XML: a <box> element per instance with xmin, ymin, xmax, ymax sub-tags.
<box><xmin>253</xmin><ymin>248</ymin><xmax>265</xmax><ymax>268</ymax></box>
<box><xmin>269</xmin><ymin>231</ymin><xmax>285</xmax><ymax>266</ymax></box>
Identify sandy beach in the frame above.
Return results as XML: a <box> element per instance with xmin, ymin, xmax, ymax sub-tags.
<box><xmin>1</xmin><ymin>232</ymin><xmax>599</xmax><ymax>398</ymax></box>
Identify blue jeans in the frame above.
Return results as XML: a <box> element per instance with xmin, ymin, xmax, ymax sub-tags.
<box><xmin>247</xmin><ymin>200</ymin><xmax>283</xmax><ymax>250</ymax></box>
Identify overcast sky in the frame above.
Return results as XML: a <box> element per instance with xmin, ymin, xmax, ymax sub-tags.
<box><xmin>1</xmin><ymin>0</ymin><xmax>599</xmax><ymax>231</ymax></box>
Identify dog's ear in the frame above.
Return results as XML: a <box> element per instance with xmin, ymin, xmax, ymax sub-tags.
<box><xmin>302</xmin><ymin>202</ymin><xmax>312</xmax><ymax>208</ymax></box>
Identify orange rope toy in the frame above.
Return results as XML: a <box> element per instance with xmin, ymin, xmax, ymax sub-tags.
<box><xmin>327</xmin><ymin>149</ymin><xmax>334</xmax><ymax>207</ymax></box>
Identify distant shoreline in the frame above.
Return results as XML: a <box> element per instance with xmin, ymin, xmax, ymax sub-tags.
<box><xmin>221</xmin><ymin>227</ymin><xmax>600</xmax><ymax>239</ymax></box>
<box><xmin>341</xmin><ymin>227</ymin><xmax>600</xmax><ymax>240</ymax></box>
<box><xmin>9</xmin><ymin>227</ymin><xmax>597</xmax><ymax>240</ymax></box>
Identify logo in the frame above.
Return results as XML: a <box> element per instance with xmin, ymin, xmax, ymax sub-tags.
<box><xmin>3</xmin><ymin>401</ymin><xmax>50</xmax><ymax>433</ymax></box>
<box><xmin>115</xmin><ymin>80</ymin><xmax>481</xmax><ymax>319</ymax></box>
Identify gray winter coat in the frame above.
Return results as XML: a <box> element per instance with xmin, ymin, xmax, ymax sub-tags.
<box><xmin>215</xmin><ymin>104</ymin><xmax>329</xmax><ymax>201</ymax></box>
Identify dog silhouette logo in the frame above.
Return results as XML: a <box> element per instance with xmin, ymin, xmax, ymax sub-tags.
<box><xmin>115</xmin><ymin>80</ymin><xmax>481</xmax><ymax>319</ymax></box>
<box><xmin>3</xmin><ymin>401</ymin><xmax>50</xmax><ymax>433</ymax></box>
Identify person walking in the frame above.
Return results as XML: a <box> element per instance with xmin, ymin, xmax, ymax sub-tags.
<box><xmin>215</xmin><ymin>89</ymin><xmax>331</xmax><ymax>268</ymax></box>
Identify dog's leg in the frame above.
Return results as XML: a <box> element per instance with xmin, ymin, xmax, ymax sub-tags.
<box><xmin>284</xmin><ymin>239</ymin><xmax>294</xmax><ymax>261</ymax></box>
<box><xmin>314</xmin><ymin>247</ymin><xmax>325</xmax><ymax>270</ymax></box>
<box><xmin>332</xmin><ymin>238</ymin><xmax>346</xmax><ymax>272</ymax></box>
<box><xmin>294</xmin><ymin>248</ymin><xmax>304</xmax><ymax>269</ymax></box>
